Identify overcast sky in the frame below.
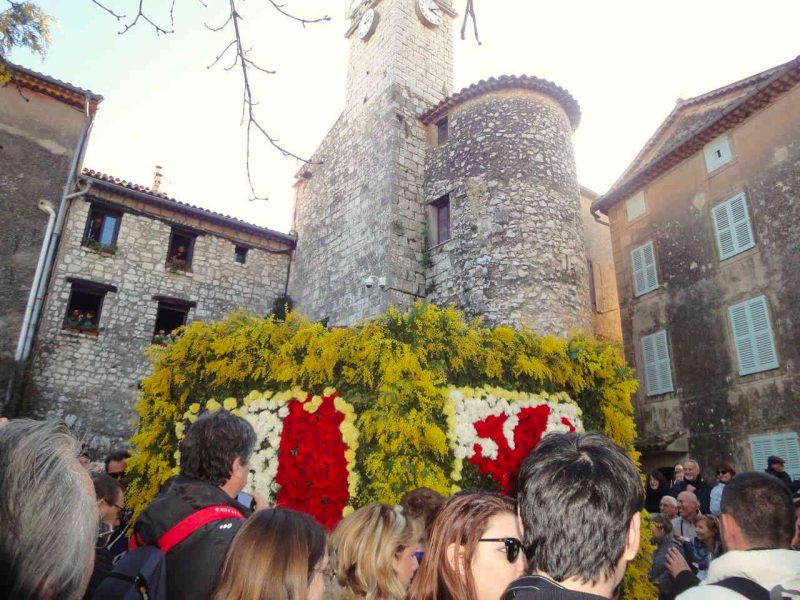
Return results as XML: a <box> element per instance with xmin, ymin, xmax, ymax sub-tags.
<box><xmin>10</xmin><ymin>1</ymin><xmax>800</xmax><ymax>233</ymax></box>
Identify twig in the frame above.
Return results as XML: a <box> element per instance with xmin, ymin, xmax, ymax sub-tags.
<box><xmin>119</xmin><ymin>0</ymin><xmax>175</xmax><ymax>35</ymax></box>
<box><xmin>90</xmin><ymin>0</ymin><xmax>125</xmax><ymax>20</ymax></box>
<box><xmin>266</xmin><ymin>0</ymin><xmax>330</xmax><ymax>28</ymax></box>
<box><xmin>460</xmin><ymin>0</ymin><xmax>481</xmax><ymax>45</ymax></box>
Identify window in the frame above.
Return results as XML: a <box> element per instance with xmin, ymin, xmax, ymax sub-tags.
<box><xmin>625</xmin><ymin>191</ymin><xmax>646</xmax><ymax>222</ymax></box>
<box><xmin>712</xmin><ymin>192</ymin><xmax>755</xmax><ymax>260</ymax></box>
<box><xmin>641</xmin><ymin>330</ymin><xmax>674</xmax><ymax>396</ymax></box>
<box><xmin>166</xmin><ymin>228</ymin><xmax>196</xmax><ymax>272</ymax></box>
<box><xmin>703</xmin><ymin>136</ymin><xmax>733</xmax><ymax>173</ymax></box>
<box><xmin>436</xmin><ymin>117</ymin><xmax>449</xmax><ymax>145</ymax></box>
<box><xmin>631</xmin><ymin>241</ymin><xmax>658</xmax><ymax>297</ymax></box>
<box><xmin>62</xmin><ymin>278</ymin><xmax>117</xmax><ymax>336</ymax></box>
<box><xmin>728</xmin><ymin>295</ymin><xmax>779</xmax><ymax>376</ymax></box>
<box><xmin>749</xmin><ymin>432</ymin><xmax>800</xmax><ymax>479</ymax></box>
<box><xmin>83</xmin><ymin>205</ymin><xmax>122</xmax><ymax>250</ymax></box>
<box><xmin>152</xmin><ymin>295</ymin><xmax>195</xmax><ymax>343</ymax></box>
<box><xmin>234</xmin><ymin>245</ymin><xmax>249</xmax><ymax>264</ymax></box>
<box><xmin>432</xmin><ymin>194</ymin><xmax>450</xmax><ymax>244</ymax></box>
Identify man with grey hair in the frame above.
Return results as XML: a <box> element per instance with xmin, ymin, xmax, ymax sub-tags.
<box><xmin>0</xmin><ymin>419</ymin><xmax>97</xmax><ymax>599</ymax></box>
<box><xmin>672</xmin><ymin>491</ymin><xmax>701</xmax><ymax>539</ymax></box>
<box><xmin>669</xmin><ymin>458</ymin><xmax>712</xmax><ymax>514</ymax></box>
<box><xmin>659</xmin><ymin>495</ymin><xmax>678</xmax><ymax>520</ymax></box>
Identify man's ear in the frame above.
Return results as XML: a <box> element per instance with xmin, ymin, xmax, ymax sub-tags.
<box><xmin>623</xmin><ymin>512</ymin><xmax>641</xmax><ymax>562</ymax></box>
<box><xmin>719</xmin><ymin>513</ymin><xmax>743</xmax><ymax>551</ymax></box>
<box><xmin>231</xmin><ymin>457</ymin><xmax>246</xmax><ymax>479</ymax></box>
<box><xmin>445</xmin><ymin>543</ymin><xmax>466</xmax><ymax>575</ymax></box>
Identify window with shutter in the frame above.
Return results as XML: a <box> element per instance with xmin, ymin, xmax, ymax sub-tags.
<box><xmin>749</xmin><ymin>432</ymin><xmax>800</xmax><ymax>479</ymax></box>
<box><xmin>728</xmin><ymin>295</ymin><xmax>779</xmax><ymax>376</ymax></box>
<box><xmin>641</xmin><ymin>330</ymin><xmax>674</xmax><ymax>396</ymax></box>
<box><xmin>631</xmin><ymin>241</ymin><xmax>659</xmax><ymax>297</ymax></box>
<box><xmin>712</xmin><ymin>192</ymin><xmax>755</xmax><ymax>260</ymax></box>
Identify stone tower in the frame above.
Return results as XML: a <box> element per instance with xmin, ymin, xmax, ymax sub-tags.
<box><xmin>288</xmin><ymin>0</ymin><xmax>455</xmax><ymax>325</ymax></box>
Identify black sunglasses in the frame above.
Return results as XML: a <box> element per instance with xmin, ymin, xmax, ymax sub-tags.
<box><xmin>716</xmin><ymin>469</ymin><xmax>729</xmax><ymax>475</ymax></box>
<box><xmin>109</xmin><ymin>471</ymin><xmax>127</xmax><ymax>480</ymax></box>
<box><xmin>478</xmin><ymin>537</ymin><xmax>524</xmax><ymax>563</ymax></box>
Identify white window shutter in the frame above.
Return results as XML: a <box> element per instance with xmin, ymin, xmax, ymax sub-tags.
<box><xmin>749</xmin><ymin>433</ymin><xmax>800</xmax><ymax>479</ymax></box>
<box><xmin>642</xmin><ymin>330</ymin><xmax>673</xmax><ymax>396</ymax></box>
<box><xmin>729</xmin><ymin>296</ymin><xmax>779</xmax><ymax>376</ymax></box>
<box><xmin>632</xmin><ymin>241</ymin><xmax>658</xmax><ymax>297</ymax></box>
<box><xmin>713</xmin><ymin>193</ymin><xmax>755</xmax><ymax>260</ymax></box>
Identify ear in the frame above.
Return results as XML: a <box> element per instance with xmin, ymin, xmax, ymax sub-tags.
<box><xmin>445</xmin><ymin>543</ymin><xmax>466</xmax><ymax>576</ymax></box>
<box><xmin>622</xmin><ymin>512</ymin><xmax>641</xmax><ymax>562</ymax></box>
<box><xmin>719</xmin><ymin>513</ymin><xmax>742</xmax><ymax>550</ymax></box>
<box><xmin>231</xmin><ymin>457</ymin><xmax>247</xmax><ymax>479</ymax></box>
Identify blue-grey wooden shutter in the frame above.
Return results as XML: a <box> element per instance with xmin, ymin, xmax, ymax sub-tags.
<box><xmin>728</xmin><ymin>295</ymin><xmax>779</xmax><ymax>375</ymax></box>
<box><xmin>712</xmin><ymin>193</ymin><xmax>755</xmax><ymax>260</ymax></box>
<box><xmin>749</xmin><ymin>432</ymin><xmax>800</xmax><ymax>479</ymax></box>
<box><xmin>632</xmin><ymin>241</ymin><xmax>658</xmax><ymax>297</ymax></box>
<box><xmin>642</xmin><ymin>330</ymin><xmax>673</xmax><ymax>396</ymax></box>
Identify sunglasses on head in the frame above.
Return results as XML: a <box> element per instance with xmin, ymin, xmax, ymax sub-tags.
<box><xmin>479</xmin><ymin>537</ymin><xmax>524</xmax><ymax>563</ymax></box>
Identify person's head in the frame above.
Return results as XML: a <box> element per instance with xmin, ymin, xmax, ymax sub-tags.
<box><xmin>330</xmin><ymin>503</ymin><xmax>422</xmax><ymax>600</ymax></box>
<box><xmin>400</xmin><ymin>487</ymin><xmax>446</xmax><ymax>544</ymax></box>
<box><xmin>408</xmin><ymin>492</ymin><xmax>524</xmax><ymax>600</ymax></box>
<box><xmin>720</xmin><ymin>471</ymin><xmax>794</xmax><ymax>551</ymax></box>
<box><xmin>673</xmin><ymin>464</ymin><xmax>684</xmax><ymax>481</ymax></box>
<box><xmin>0</xmin><ymin>419</ymin><xmax>97</xmax><ymax>599</ymax></box>
<box><xmin>91</xmin><ymin>472</ymin><xmax>124</xmax><ymax>528</ymax></box>
<box><xmin>104</xmin><ymin>450</ymin><xmax>131</xmax><ymax>481</ymax></box>
<box><xmin>658</xmin><ymin>495</ymin><xmax>677</xmax><ymax>519</ymax></box>
<box><xmin>767</xmin><ymin>455</ymin><xmax>785</xmax><ymax>473</ymax></box>
<box><xmin>517</xmin><ymin>432</ymin><xmax>643</xmax><ymax>596</ymax></box>
<box><xmin>648</xmin><ymin>470</ymin><xmax>668</xmax><ymax>491</ymax></box>
<box><xmin>649</xmin><ymin>513</ymin><xmax>672</xmax><ymax>543</ymax></box>
<box><xmin>213</xmin><ymin>508</ymin><xmax>327</xmax><ymax>600</ymax></box>
<box><xmin>179</xmin><ymin>409</ymin><xmax>256</xmax><ymax>497</ymax></box>
<box><xmin>682</xmin><ymin>459</ymin><xmax>700</xmax><ymax>482</ymax></box>
<box><xmin>694</xmin><ymin>515</ymin><xmax>720</xmax><ymax>547</ymax></box>
<box><xmin>676</xmin><ymin>491</ymin><xmax>699</xmax><ymax>519</ymax></box>
<box><xmin>715</xmin><ymin>462</ymin><xmax>736</xmax><ymax>483</ymax></box>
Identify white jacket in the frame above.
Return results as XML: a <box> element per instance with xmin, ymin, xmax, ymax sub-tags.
<box><xmin>677</xmin><ymin>549</ymin><xmax>800</xmax><ymax>599</ymax></box>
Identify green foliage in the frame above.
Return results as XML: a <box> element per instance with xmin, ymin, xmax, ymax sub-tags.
<box><xmin>0</xmin><ymin>2</ymin><xmax>52</xmax><ymax>82</ymax></box>
<box><xmin>128</xmin><ymin>302</ymin><xmax>655</xmax><ymax>598</ymax></box>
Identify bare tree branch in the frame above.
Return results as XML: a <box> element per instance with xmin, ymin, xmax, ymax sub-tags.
<box><xmin>206</xmin><ymin>38</ymin><xmax>236</xmax><ymax>69</ymax></box>
<box><xmin>90</xmin><ymin>0</ymin><xmax>125</xmax><ymax>20</ymax></box>
<box><xmin>204</xmin><ymin>12</ymin><xmax>232</xmax><ymax>33</ymax></box>
<box><xmin>119</xmin><ymin>0</ymin><xmax>174</xmax><ymax>35</ymax></box>
<box><xmin>266</xmin><ymin>0</ymin><xmax>331</xmax><ymax>28</ymax></box>
<box><xmin>460</xmin><ymin>0</ymin><xmax>481</xmax><ymax>45</ymax></box>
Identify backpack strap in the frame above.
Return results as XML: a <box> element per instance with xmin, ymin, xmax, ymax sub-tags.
<box><xmin>131</xmin><ymin>505</ymin><xmax>245</xmax><ymax>554</ymax></box>
<box><xmin>712</xmin><ymin>576</ymin><xmax>770</xmax><ymax>600</ymax></box>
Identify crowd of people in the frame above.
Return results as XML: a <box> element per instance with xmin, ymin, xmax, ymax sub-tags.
<box><xmin>0</xmin><ymin>410</ymin><xmax>798</xmax><ymax>600</ymax></box>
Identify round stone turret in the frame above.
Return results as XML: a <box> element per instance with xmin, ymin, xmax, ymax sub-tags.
<box><xmin>421</xmin><ymin>75</ymin><xmax>591</xmax><ymax>336</ymax></box>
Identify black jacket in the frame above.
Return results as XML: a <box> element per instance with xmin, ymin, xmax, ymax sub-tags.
<box><xmin>668</xmin><ymin>477</ymin><xmax>712</xmax><ymax>515</ymax></box>
<box><xmin>134</xmin><ymin>475</ymin><xmax>250</xmax><ymax>600</ymax></box>
<box><xmin>765</xmin><ymin>467</ymin><xmax>793</xmax><ymax>490</ymax></box>
<box><xmin>502</xmin><ymin>575</ymin><xmax>608</xmax><ymax>600</ymax></box>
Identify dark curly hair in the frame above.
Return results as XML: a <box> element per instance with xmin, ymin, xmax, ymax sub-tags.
<box><xmin>179</xmin><ymin>410</ymin><xmax>256</xmax><ymax>486</ymax></box>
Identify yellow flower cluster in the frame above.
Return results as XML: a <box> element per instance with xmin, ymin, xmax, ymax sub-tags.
<box><xmin>334</xmin><ymin>394</ymin><xmax>360</xmax><ymax>515</ymax></box>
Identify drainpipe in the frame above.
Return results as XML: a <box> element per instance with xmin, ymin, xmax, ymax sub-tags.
<box><xmin>590</xmin><ymin>205</ymin><xmax>610</xmax><ymax>227</ymax></box>
<box><xmin>18</xmin><ymin>95</ymin><xmax>95</xmax><ymax>362</ymax></box>
<box><xmin>14</xmin><ymin>200</ymin><xmax>57</xmax><ymax>361</ymax></box>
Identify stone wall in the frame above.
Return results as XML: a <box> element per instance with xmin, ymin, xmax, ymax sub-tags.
<box><xmin>27</xmin><ymin>194</ymin><xmax>291</xmax><ymax>449</ymax></box>
<box><xmin>424</xmin><ymin>90</ymin><xmax>591</xmax><ymax>336</ymax></box>
<box><xmin>0</xmin><ymin>84</ymin><xmax>87</xmax><ymax>395</ymax></box>
<box><xmin>288</xmin><ymin>0</ymin><xmax>453</xmax><ymax>325</ymax></box>
<box><xmin>608</xmin><ymin>84</ymin><xmax>800</xmax><ymax>476</ymax></box>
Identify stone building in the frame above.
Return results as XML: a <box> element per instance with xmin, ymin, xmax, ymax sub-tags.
<box><xmin>26</xmin><ymin>170</ymin><xmax>294</xmax><ymax>447</ymax></box>
<box><xmin>592</xmin><ymin>56</ymin><xmax>800</xmax><ymax>479</ymax></box>
<box><xmin>288</xmin><ymin>0</ymin><xmax>611</xmax><ymax>338</ymax></box>
<box><xmin>0</xmin><ymin>64</ymin><xmax>102</xmax><ymax>399</ymax></box>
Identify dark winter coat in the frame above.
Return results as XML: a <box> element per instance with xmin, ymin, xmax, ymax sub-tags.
<box><xmin>134</xmin><ymin>475</ymin><xmax>251</xmax><ymax>600</ymax></box>
<box><xmin>765</xmin><ymin>466</ymin><xmax>793</xmax><ymax>490</ymax></box>
<box><xmin>668</xmin><ymin>477</ymin><xmax>712</xmax><ymax>515</ymax></box>
<box><xmin>502</xmin><ymin>575</ymin><xmax>608</xmax><ymax>600</ymax></box>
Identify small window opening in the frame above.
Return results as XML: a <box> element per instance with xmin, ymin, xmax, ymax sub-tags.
<box><xmin>62</xmin><ymin>279</ymin><xmax>115</xmax><ymax>335</ymax></box>
<box><xmin>716</xmin><ymin>149</ymin><xmax>722</xmax><ymax>158</ymax></box>
<box><xmin>436</xmin><ymin>117</ymin><xmax>449</xmax><ymax>145</ymax></box>
<box><xmin>432</xmin><ymin>194</ymin><xmax>450</xmax><ymax>244</ymax></box>
<box><xmin>234</xmin><ymin>245</ymin><xmax>249</xmax><ymax>264</ymax></box>
<box><xmin>153</xmin><ymin>300</ymin><xmax>191</xmax><ymax>344</ymax></box>
<box><xmin>166</xmin><ymin>229</ymin><xmax>196</xmax><ymax>272</ymax></box>
<box><xmin>83</xmin><ymin>205</ymin><xmax>121</xmax><ymax>251</ymax></box>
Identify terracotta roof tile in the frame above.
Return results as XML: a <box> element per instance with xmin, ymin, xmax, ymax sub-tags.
<box><xmin>3</xmin><ymin>61</ymin><xmax>103</xmax><ymax>111</ymax></box>
<box><xmin>81</xmin><ymin>169</ymin><xmax>296</xmax><ymax>245</ymax></box>
<box><xmin>419</xmin><ymin>74</ymin><xmax>581</xmax><ymax>130</ymax></box>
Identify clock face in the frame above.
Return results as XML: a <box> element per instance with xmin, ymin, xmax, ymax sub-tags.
<box><xmin>416</xmin><ymin>0</ymin><xmax>443</xmax><ymax>27</ymax></box>
<box><xmin>357</xmin><ymin>8</ymin><xmax>378</xmax><ymax>40</ymax></box>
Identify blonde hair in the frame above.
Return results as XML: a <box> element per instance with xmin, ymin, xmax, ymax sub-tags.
<box><xmin>329</xmin><ymin>503</ymin><xmax>421</xmax><ymax>600</ymax></box>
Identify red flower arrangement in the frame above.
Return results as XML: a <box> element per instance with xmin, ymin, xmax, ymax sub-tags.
<box><xmin>274</xmin><ymin>394</ymin><xmax>351</xmax><ymax>529</ymax></box>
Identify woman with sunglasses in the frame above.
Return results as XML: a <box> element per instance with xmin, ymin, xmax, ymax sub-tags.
<box><xmin>328</xmin><ymin>502</ymin><xmax>422</xmax><ymax>599</ymax></box>
<box><xmin>708</xmin><ymin>462</ymin><xmax>735</xmax><ymax>516</ymax></box>
<box><xmin>212</xmin><ymin>507</ymin><xmax>328</xmax><ymax>600</ymax></box>
<box><xmin>407</xmin><ymin>491</ymin><xmax>526</xmax><ymax>600</ymax></box>
<box><xmin>84</xmin><ymin>472</ymin><xmax>125</xmax><ymax>598</ymax></box>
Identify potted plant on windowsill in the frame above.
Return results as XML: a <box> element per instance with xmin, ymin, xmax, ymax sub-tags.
<box><xmin>83</xmin><ymin>239</ymin><xmax>118</xmax><ymax>255</ymax></box>
<box><xmin>165</xmin><ymin>257</ymin><xmax>192</xmax><ymax>273</ymax></box>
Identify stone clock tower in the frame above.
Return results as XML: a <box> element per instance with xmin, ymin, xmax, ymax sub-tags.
<box><xmin>288</xmin><ymin>0</ymin><xmax>455</xmax><ymax>325</ymax></box>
